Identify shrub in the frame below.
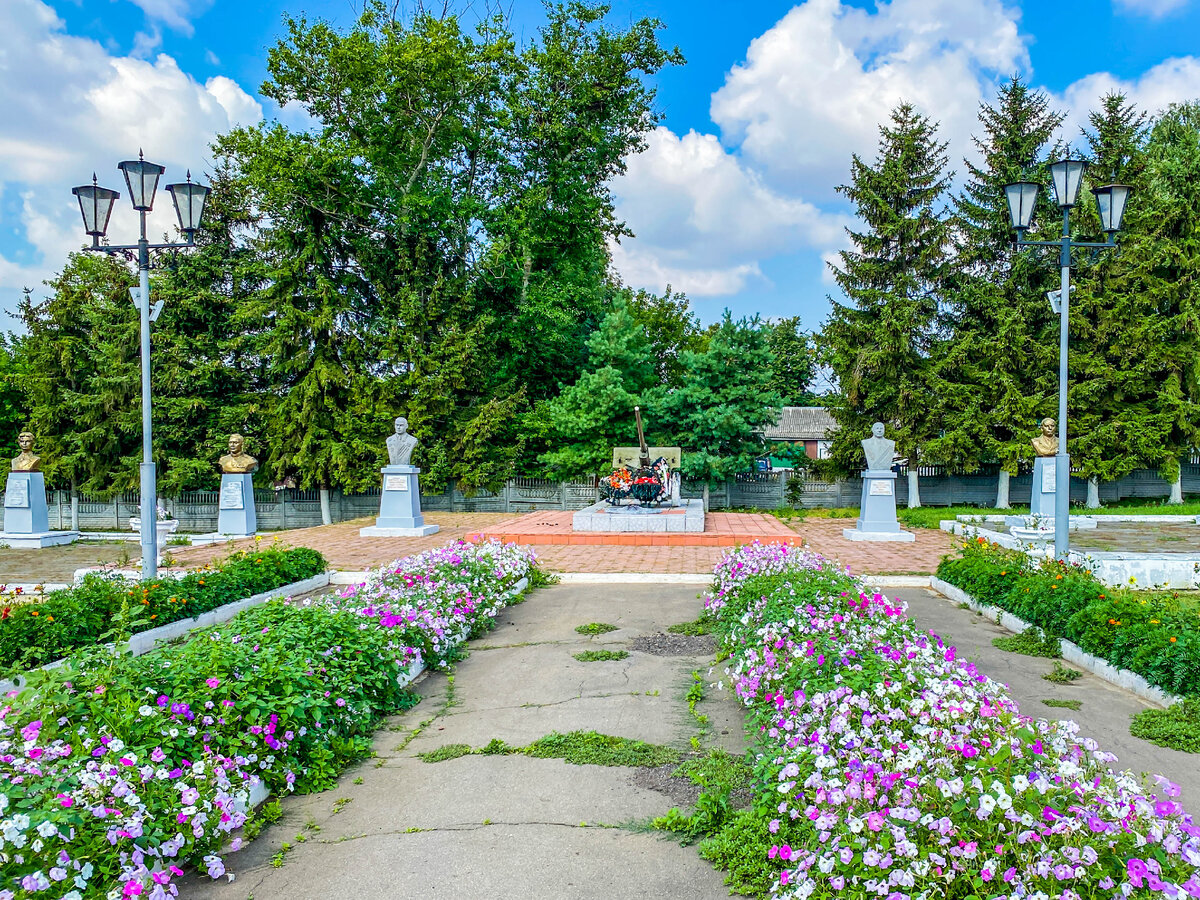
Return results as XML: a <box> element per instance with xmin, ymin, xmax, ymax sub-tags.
<box><xmin>0</xmin><ymin>544</ymin><xmax>327</xmax><ymax>674</ymax></box>
<box><xmin>938</xmin><ymin>538</ymin><xmax>1200</xmax><ymax>696</ymax></box>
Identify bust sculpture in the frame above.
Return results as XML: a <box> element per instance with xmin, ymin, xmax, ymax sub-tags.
<box><xmin>218</xmin><ymin>434</ymin><xmax>259</xmax><ymax>474</ymax></box>
<box><xmin>386</xmin><ymin>416</ymin><xmax>418</xmax><ymax>467</ymax></box>
<box><xmin>11</xmin><ymin>431</ymin><xmax>41</xmax><ymax>472</ymax></box>
<box><xmin>861</xmin><ymin>422</ymin><xmax>895</xmax><ymax>471</ymax></box>
<box><xmin>1031</xmin><ymin>418</ymin><xmax>1058</xmax><ymax>457</ymax></box>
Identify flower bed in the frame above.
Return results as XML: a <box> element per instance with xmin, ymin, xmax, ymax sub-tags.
<box><xmin>0</xmin><ymin>545</ymin><xmax>327</xmax><ymax>675</ymax></box>
<box><xmin>701</xmin><ymin>542</ymin><xmax>1200</xmax><ymax>900</ymax></box>
<box><xmin>1</xmin><ymin>539</ymin><xmax>540</xmax><ymax>899</ymax></box>
<box><xmin>938</xmin><ymin>538</ymin><xmax>1200</xmax><ymax>697</ymax></box>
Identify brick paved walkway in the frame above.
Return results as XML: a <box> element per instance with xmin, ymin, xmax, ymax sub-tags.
<box><xmin>168</xmin><ymin>511</ymin><xmax>958</xmax><ymax>576</ymax></box>
<box><xmin>466</xmin><ymin>510</ymin><xmax>801</xmax><ymax>547</ymax></box>
<box><xmin>783</xmin><ymin>517</ymin><xmax>957</xmax><ymax>575</ymax></box>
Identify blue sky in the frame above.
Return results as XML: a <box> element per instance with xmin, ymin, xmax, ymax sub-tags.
<box><xmin>3</xmin><ymin>0</ymin><xmax>1199</xmax><ymax>330</ymax></box>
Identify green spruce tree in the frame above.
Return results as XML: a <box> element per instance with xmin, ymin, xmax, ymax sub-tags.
<box><xmin>929</xmin><ymin>78</ymin><xmax>1062</xmax><ymax>507</ymax></box>
<box><xmin>821</xmin><ymin>103</ymin><xmax>953</xmax><ymax>506</ymax></box>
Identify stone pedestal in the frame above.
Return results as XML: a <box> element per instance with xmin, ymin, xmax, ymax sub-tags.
<box><xmin>842</xmin><ymin>469</ymin><xmax>914</xmax><ymax>543</ymax></box>
<box><xmin>0</xmin><ymin>472</ymin><xmax>78</xmax><ymax>548</ymax></box>
<box><xmin>573</xmin><ymin>498</ymin><xmax>705</xmax><ymax>533</ymax></box>
<box><xmin>1005</xmin><ymin>457</ymin><xmax>1058</xmax><ymax>532</ymax></box>
<box><xmin>216</xmin><ymin>473</ymin><xmax>257</xmax><ymax>538</ymax></box>
<box><xmin>360</xmin><ymin>465</ymin><xmax>440</xmax><ymax>537</ymax></box>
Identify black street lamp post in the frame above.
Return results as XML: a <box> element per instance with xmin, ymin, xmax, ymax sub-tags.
<box><xmin>1004</xmin><ymin>161</ymin><xmax>1132</xmax><ymax>558</ymax></box>
<box><xmin>72</xmin><ymin>154</ymin><xmax>210</xmax><ymax>578</ymax></box>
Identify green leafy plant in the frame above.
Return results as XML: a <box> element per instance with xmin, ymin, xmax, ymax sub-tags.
<box><xmin>1130</xmin><ymin>699</ymin><xmax>1200</xmax><ymax>753</ymax></box>
<box><xmin>572</xmin><ymin>649</ymin><xmax>628</xmax><ymax>662</ymax></box>
<box><xmin>993</xmin><ymin>627</ymin><xmax>1062</xmax><ymax>658</ymax></box>
<box><xmin>575</xmin><ymin>622</ymin><xmax>619</xmax><ymax>635</ymax></box>
<box><xmin>667</xmin><ymin>616</ymin><xmax>715</xmax><ymax>636</ymax></box>
<box><xmin>1042</xmin><ymin>699</ymin><xmax>1083</xmax><ymax>711</ymax></box>
<box><xmin>0</xmin><ymin>544</ymin><xmax>326</xmax><ymax>674</ymax></box>
<box><xmin>422</xmin><ymin>731</ymin><xmax>679</xmax><ymax>768</ymax></box>
<box><xmin>1043</xmin><ymin>661</ymin><xmax>1083</xmax><ymax>684</ymax></box>
<box><xmin>418</xmin><ymin>744</ymin><xmax>474</xmax><ymax>763</ymax></box>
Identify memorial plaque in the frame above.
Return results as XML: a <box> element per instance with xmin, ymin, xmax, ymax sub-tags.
<box><xmin>219</xmin><ymin>480</ymin><xmax>244</xmax><ymax>510</ymax></box>
<box><xmin>868</xmin><ymin>479</ymin><xmax>893</xmax><ymax>496</ymax></box>
<box><xmin>1041</xmin><ymin>462</ymin><xmax>1056</xmax><ymax>493</ymax></box>
<box><xmin>4</xmin><ymin>478</ymin><xmax>29</xmax><ymax>508</ymax></box>
<box><xmin>384</xmin><ymin>474</ymin><xmax>410</xmax><ymax>492</ymax></box>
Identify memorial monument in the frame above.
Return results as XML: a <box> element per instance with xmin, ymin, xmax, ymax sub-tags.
<box><xmin>573</xmin><ymin>406</ymin><xmax>703</xmax><ymax>533</ymax></box>
<box><xmin>842</xmin><ymin>422</ymin><xmax>914</xmax><ymax>542</ymax></box>
<box><xmin>1</xmin><ymin>431</ymin><xmax>79</xmax><ymax>547</ymax></box>
<box><xmin>360</xmin><ymin>417</ymin><xmax>440</xmax><ymax>536</ymax></box>
<box><xmin>216</xmin><ymin>434</ymin><xmax>258</xmax><ymax>538</ymax></box>
<box><xmin>1030</xmin><ymin>417</ymin><xmax>1058</xmax><ymax>520</ymax></box>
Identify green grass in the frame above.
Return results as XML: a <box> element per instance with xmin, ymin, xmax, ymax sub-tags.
<box><xmin>420</xmin><ymin>731</ymin><xmax>680</xmax><ymax>767</ymax></box>
<box><xmin>1042</xmin><ymin>698</ymin><xmax>1083</xmax><ymax>711</ymax></box>
<box><xmin>572</xmin><ymin>649</ymin><xmax>629</xmax><ymax>662</ymax></box>
<box><xmin>992</xmin><ymin>627</ymin><xmax>1062</xmax><ymax>658</ymax></box>
<box><xmin>1130</xmin><ymin>699</ymin><xmax>1200</xmax><ymax>753</ymax></box>
<box><xmin>667</xmin><ymin>617</ymin><xmax>715</xmax><ymax>636</ymax></box>
<box><xmin>417</xmin><ymin>743</ymin><xmax>473</xmax><ymax>763</ymax></box>
<box><xmin>575</xmin><ymin>622</ymin><xmax>619</xmax><ymax>635</ymax></box>
<box><xmin>1043</xmin><ymin>661</ymin><xmax>1084</xmax><ymax>685</ymax></box>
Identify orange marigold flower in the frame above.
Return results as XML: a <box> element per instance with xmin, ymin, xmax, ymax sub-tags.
<box><xmin>1170</xmin><ymin>636</ymin><xmax>1178</xmax><ymax>642</ymax></box>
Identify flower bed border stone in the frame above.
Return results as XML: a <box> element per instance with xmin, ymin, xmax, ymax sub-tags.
<box><xmin>929</xmin><ymin>574</ymin><xmax>1182</xmax><ymax>709</ymax></box>
<box><xmin>0</xmin><ymin>572</ymin><xmax>332</xmax><ymax>694</ymax></box>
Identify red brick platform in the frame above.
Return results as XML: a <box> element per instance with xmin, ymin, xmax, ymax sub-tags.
<box><xmin>465</xmin><ymin>510</ymin><xmax>802</xmax><ymax>547</ymax></box>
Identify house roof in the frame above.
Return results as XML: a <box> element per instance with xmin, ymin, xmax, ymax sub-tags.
<box><xmin>762</xmin><ymin>406</ymin><xmax>839</xmax><ymax>441</ymax></box>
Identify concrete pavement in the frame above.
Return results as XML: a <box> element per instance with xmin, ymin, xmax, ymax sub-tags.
<box><xmin>182</xmin><ymin>583</ymin><xmax>741</xmax><ymax>900</ymax></box>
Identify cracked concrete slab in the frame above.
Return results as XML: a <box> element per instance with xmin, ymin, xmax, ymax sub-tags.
<box><xmin>181</xmin><ymin>582</ymin><xmax>739</xmax><ymax>899</ymax></box>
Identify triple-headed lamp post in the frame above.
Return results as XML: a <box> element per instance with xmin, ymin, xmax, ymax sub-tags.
<box><xmin>1003</xmin><ymin>161</ymin><xmax>1132</xmax><ymax>559</ymax></box>
<box><xmin>72</xmin><ymin>154</ymin><xmax>210</xmax><ymax>578</ymax></box>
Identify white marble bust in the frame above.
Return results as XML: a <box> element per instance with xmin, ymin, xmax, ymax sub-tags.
<box><xmin>386</xmin><ymin>417</ymin><xmax>418</xmax><ymax>467</ymax></box>
<box><xmin>861</xmin><ymin>422</ymin><xmax>895</xmax><ymax>471</ymax></box>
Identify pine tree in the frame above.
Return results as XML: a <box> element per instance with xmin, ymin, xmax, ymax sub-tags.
<box><xmin>652</xmin><ymin>313</ymin><xmax>781</xmax><ymax>484</ymax></box>
<box><xmin>1068</xmin><ymin>93</ymin><xmax>1153</xmax><ymax>506</ymax></box>
<box><xmin>767</xmin><ymin>317</ymin><xmax>818</xmax><ymax>407</ymax></box>
<box><xmin>928</xmin><ymin>78</ymin><xmax>1062</xmax><ymax>507</ymax></box>
<box><xmin>821</xmin><ymin>103</ymin><xmax>953</xmax><ymax>506</ymax></box>
<box><xmin>536</xmin><ymin>298</ymin><xmax>656</xmax><ymax>479</ymax></box>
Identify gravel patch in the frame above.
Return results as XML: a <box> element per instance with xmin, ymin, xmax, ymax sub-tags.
<box><xmin>629</xmin><ymin>632</ymin><xmax>716</xmax><ymax>657</ymax></box>
<box><xmin>629</xmin><ymin>763</ymin><xmax>701</xmax><ymax>808</ymax></box>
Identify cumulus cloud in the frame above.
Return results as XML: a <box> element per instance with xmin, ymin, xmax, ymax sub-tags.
<box><xmin>710</xmin><ymin>0</ymin><xmax>1028</xmax><ymax>199</ymax></box>
<box><xmin>123</xmin><ymin>0</ymin><xmax>214</xmax><ymax>35</ymax></box>
<box><xmin>0</xmin><ymin>0</ymin><xmax>262</xmax><ymax>318</ymax></box>
<box><xmin>610</xmin><ymin>0</ymin><xmax>1027</xmax><ymax>302</ymax></box>
<box><xmin>1055</xmin><ymin>56</ymin><xmax>1200</xmax><ymax>144</ymax></box>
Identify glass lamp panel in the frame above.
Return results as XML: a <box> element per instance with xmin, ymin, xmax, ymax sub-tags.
<box><xmin>71</xmin><ymin>183</ymin><xmax>121</xmax><ymax>236</ymax></box>
<box><xmin>1094</xmin><ymin>184</ymin><xmax>1132</xmax><ymax>233</ymax></box>
<box><xmin>1003</xmin><ymin>182</ymin><xmax>1039</xmax><ymax>230</ymax></box>
<box><xmin>167</xmin><ymin>181</ymin><xmax>211</xmax><ymax>233</ymax></box>
<box><xmin>118</xmin><ymin>159</ymin><xmax>165</xmax><ymax>211</ymax></box>
<box><xmin>1049</xmin><ymin>158</ymin><xmax>1087</xmax><ymax>208</ymax></box>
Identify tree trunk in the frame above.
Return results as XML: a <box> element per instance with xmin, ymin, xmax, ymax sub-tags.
<box><xmin>1169</xmin><ymin>470</ymin><xmax>1184</xmax><ymax>505</ymax></box>
<box><xmin>1086</xmin><ymin>475</ymin><xmax>1101</xmax><ymax>509</ymax></box>
<box><xmin>70</xmin><ymin>477</ymin><xmax>79</xmax><ymax>532</ymax></box>
<box><xmin>995</xmin><ymin>470</ymin><xmax>1011</xmax><ymax>509</ymax></box>
<box><xmin>906</xmin><ymin>468</ymin><xmax>921</xmax><ymax>508</ymax></box>
<box><xmin>320</xmin><ymin>486</ymin><xmax>333</xmax><ymax>525</ymax></box>
<box><xmin>702</xmin><ymin>482</ymin><xmax>710</xmax><ymax>513</ymax></box>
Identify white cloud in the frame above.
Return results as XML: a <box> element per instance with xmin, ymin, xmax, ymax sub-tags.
<box><xmin>611</xmin><ymin>127</ymin><xmax>852</xmax><ymax>299</ymax></box>
<box><xmin>1055</xmin><ymin>56</ymin><xmax>1200</xmax><ymax>145</ymax></box>
<box><xmin>1113</xmin><ymin>0</ymin><xmax>1189</xmax><ymax>18</ymax></box>
<box><xmin>122</xmin><ymin>0</ymin><xmax>213</xmax><ymax>36</ymax></box>
<box><xmin>0</xmin><ymin>0</ymin><xmax>262</xmax><ymax>318</ymax></box>
<box><xmin>710</xmin><ymin>0</ymin><xmax>1029</xmax><ymax>199</ymax></box>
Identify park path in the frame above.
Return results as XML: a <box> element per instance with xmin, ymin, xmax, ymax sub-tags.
<box><xmin>182</xmin><ymin>583</ymin><xmax>742</xmax><ymax>900</ymax></box>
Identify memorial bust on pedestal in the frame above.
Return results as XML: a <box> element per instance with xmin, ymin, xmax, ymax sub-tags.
<box><xmin>1032</xmin><ymin>418</ymin><xmax>1058</xmax><ymax>457</ymax></box>
<box><xmin>218</xmin><ymin>434</ymin><xmax>258</xmax><ymax>474</ymax></box>
<box><xmin>360</xmin><ymin>415</ymin><xmax>438</xmax><ymax>537</ymax></box>
<box><xmin>861</xmin><ymin>422</ymin><xmax>895</xmax><ymax>471</ymax></box>
<box><xmin>11</xmin><ymin>432</ymin><xmax>41</xmax><ymax>472</ymax></box>
<box><xmin>386</xmin><ymin>417</ymin><xmax>418</xmax><ymax>467</ymax></box>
